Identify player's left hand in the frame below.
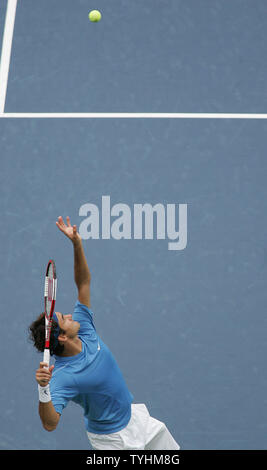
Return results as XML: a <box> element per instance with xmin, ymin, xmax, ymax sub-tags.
<box><xmin>56</xmin><ymin>216</ymin><xmax>82</xmax><ymax>245</ymax></box>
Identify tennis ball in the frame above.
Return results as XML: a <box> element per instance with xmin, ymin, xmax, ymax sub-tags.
<box><xmin>89</xmin><ymin>10</ymin><xmax>102</xmax><ymax>22</ymax></box>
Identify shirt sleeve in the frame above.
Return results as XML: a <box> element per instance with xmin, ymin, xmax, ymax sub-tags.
<box><xmin>50</xmin><ymin>372</ymin><xmax>76</xmax><ymax>415</ymax></box>
<box><xmin>50</xmin><ymin>389</ymin><xmax>67</xmax><ymax>415</ymax></box>
<box><xmin>73</xmin><ymin>300</ymin><xmax>97</xmax><ymax>336</ymax></box>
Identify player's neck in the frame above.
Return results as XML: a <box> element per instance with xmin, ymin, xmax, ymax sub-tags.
<box><xmin>61</xmin><ymin>337</ymin><xmax>82</xmax><ymax>357</ymax></box>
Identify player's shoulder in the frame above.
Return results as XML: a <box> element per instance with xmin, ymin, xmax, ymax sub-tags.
<box><xmin>74</xmin><ymin>300</ymin><xmax>94</xmax><ymax>316</ymax></box>
<box><xmin>73</xmin><ymin>300</ymin><xmax>97</xmax><ymax>333</ymax></box>
<box><xmin>50</xmin><ymin>362</ymin><xmax>72</xmax><ymax>386</ymax></box>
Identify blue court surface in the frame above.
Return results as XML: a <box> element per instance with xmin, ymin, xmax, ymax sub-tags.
<box><xmin>0</xmin><ymin>0</ymin><xmax>267</xmax><ymax>450</ymax></box>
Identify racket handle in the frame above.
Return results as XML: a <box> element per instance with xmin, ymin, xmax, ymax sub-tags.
<box><xmin>43</xmin><ymin>348</ymin><xmax>50</xmax><ymax>368</ymax></box>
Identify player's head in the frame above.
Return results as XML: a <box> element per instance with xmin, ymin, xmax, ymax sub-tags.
<box><xmin>29</xmin><ymin>312</ymin><xmax>80</xmax><ymax>356</ymax></box>
<box><xmin>28</xmin><ymin>313</ymin><xmax>64</xmax><ymax>356</ymax></box>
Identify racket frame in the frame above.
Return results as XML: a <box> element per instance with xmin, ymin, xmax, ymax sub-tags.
<box><xmin>43</xmin><ymin>259</ymin><xmax>57</xmax><ymax>367</ymax></box>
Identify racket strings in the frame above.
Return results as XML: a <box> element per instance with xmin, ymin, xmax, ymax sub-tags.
<box><xmin>45</xmin><ymin>263</ymin><xmax>55</xmax><ymax>318</ymax></box>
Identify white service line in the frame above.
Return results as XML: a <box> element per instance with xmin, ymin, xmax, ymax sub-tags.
<box><xmin>0</xmin><ymin>113</ymin><xmax>267</xmax><ymax>119</ymax></box>
<box><xmin>0</xmin><ymin>0</ymin><xmax>18</xmax><ymax>113</ymax></box>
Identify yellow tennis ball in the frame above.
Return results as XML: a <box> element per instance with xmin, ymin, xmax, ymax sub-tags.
<box><xmin>89</xmin><ymin>10</ymin><xmax>102</xmax><ymax>22</ymax></box>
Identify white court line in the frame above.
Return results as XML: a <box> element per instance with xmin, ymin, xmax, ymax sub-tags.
<box><xmin>0</xmin><ymin>113</ymin><xmax>267</xmax><ymax>119</ymax></box>
<box><xmin>0</xmin><ymin>1</ymin><xmax>266</xmax><ymax>119</ymax></box>
<box><xmin>0</xmin><ymin>0</ymin><xmax>17</xmax><ymax>113</ymax></box>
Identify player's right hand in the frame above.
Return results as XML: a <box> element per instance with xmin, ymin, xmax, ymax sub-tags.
<box><xmin>36</xmin><ymin>362</ymin><xmax>55</xmax><ymax>387</ymax></box>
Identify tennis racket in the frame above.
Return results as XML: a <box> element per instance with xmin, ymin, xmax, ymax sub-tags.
<box><xmin>43</xmin><ymin>259</ymin><xmax>57</xmax><ymax>368</ymax></box>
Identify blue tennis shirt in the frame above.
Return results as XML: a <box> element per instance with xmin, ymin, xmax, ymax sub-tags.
<box><xmin>50</xmin><ymin>301</ymin><xmax>133</xmax><ymax>434</ymax></box>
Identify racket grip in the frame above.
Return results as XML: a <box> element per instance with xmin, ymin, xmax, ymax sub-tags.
<box><xmin>43</xmin><ymin>348</ymin><xmax>50</xmax><ymax>368</ymax></box>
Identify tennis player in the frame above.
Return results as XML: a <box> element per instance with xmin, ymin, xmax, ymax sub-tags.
<box><xmin>29</xmin><ymin>216</ymin><xmax>180</xmax><ymax>450</ymax></box>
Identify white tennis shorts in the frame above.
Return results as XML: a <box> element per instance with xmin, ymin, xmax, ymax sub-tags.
<box><xmin>87</xmin><ymin>403</ymin><xmax>180</xmax><ymax>450</ymax></box>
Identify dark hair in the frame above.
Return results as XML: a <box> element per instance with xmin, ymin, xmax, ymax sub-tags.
<box><xmin>28</xmin><ymin>313</ymin><xmax>65</xmax><ymax>356</ymax></box>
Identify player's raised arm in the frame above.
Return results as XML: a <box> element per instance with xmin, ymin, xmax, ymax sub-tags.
<box><xmin>56</xmin><ymin>216</ymin><xmax>91</xmax><ymax>307</ymax></box>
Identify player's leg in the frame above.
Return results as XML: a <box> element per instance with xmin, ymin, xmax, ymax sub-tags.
<box><xmin>144</xmin><ymin>415</ymin><xmax>180</xmax><ymax>450</ymax></box>
<box><xmin>86</xmin><ymin>404</ymin><xmax>180</xmax><ymax>450</ymax></box>
<box><xmin>87</xmin><ymin>430</ymin><xmax>124</xmax><ymax>450</ymax></box>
